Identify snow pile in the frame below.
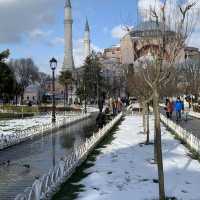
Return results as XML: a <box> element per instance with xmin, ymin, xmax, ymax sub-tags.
<box><xmin>0</xmin><ymin>113</ymin><xmax>79</xmax><ymax>137</ymax></box>
<box><xmin>75</xmin><ymin>115</ymin><xmax>200</xmax><ymax>200</ymax></box>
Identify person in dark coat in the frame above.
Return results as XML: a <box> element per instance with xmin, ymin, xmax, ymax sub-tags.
<box><xmin>96</xmin><ymin>112</ymin><xmax>106</xmax><ymax>129</ymax></box>
<box><xmin>98</xmin><ymin>97</ymin><xmax>104</xmax><ymax>113</ymax></box>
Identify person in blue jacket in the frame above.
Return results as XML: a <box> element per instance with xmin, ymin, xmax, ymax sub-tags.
<box><xmin>175</xmin><ymin>97</ymin><xmax>182</xmax><ymax>122</ymax></box>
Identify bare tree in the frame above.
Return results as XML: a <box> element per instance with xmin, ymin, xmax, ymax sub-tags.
<box><xmin>178</xmin><ymin>59</ymin><xmax>200</xmax><ymax>100</ymax></box>
<box><xmin>138</xmin><ymin>0</ymin><xmax>198</xmax><ymax>200</ymax></box>
<box><xmin>127</xmin><ymin>67</ymin><xmax>152</xmax><ymax>144</ymax></box>
<box><xmin>127</xmin><ymin>1</ymin><xmax>198</xmax><ymax>199</ymax></box>
<box><xmin>9</xmin><ymin>58</ymin><xmax>40</xmax><ymax>104</ymax></box>
<box><xmin>59</xmin><ymin>70</ymin><xmax>73</xmax><ymax>107</ymax></box>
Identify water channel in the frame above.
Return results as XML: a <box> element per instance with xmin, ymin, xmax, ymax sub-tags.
<box><xmin>0</xmin><ymin>113</ymin><xmax>98</xmax><ymax>200</ymax></box>
<box><xmin>52</xmin><ymin>120</ymin><xmax>121</xmax><ymax>200</ymax></box>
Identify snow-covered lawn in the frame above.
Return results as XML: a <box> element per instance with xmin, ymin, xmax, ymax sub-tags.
<box><xmin>0</xmin><ymin>113</ymin><xmax>79</xmax><ymax>136</ymax></box>
<box><xmin>75</xmin><ymin>115</ymin><xmax>200</xmax><ymax>200</ymax></box>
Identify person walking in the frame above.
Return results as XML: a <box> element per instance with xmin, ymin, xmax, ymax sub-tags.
<box><xmin>166</xmin><ymin>99</ymin><xmax>173</xmax><ymax>119</ymax></box>
<box><xmin>98</xmin><ymin>97</ymin><xmax>104</xmax><ymax>113</ymax></box>
<box><xmin>165</xmin><ymin>98</ymin><xmax>170</xmax><ymax>118</ymax></box>
<box><xmin>175</xmin><ymin>97</ymin><xmax>182</xmax><ymax>122</ymax></box>
<box><xmin>112</xmin><ymin>98</ymin><xmax>117</xmax><ymax>116</ymax></box>
<box><xmin>117</xmin><ymin>97</ymin><xmax>123</xmax><ymax>113</ymax></box>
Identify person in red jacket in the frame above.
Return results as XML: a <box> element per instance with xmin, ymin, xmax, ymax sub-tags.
<box><xmin>165</xmin><ymin>98</ymin><xmax>173</xmax><ymax>118</ymax></box>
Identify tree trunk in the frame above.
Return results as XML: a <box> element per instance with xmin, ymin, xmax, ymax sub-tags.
<box><xmin>153</xmin><ymin>87</ymin><xmax>165</xmax><ymax>200</ymax></box>
<box><xmin>153</xmin><ymin>100</ymin><xmax>157</xmax><ymax>163</ymax></box>
<box><xmin>21</xmin><ymin>94</ymin><xmax>24</xmax><ymax>105</ymax></box>
<box><xmin>64</xmin><ymin>89</ymin><xmax>66</xmax><ymax>114</ymax></box>
<box><xmin>65</xmin><ymin>85</ymin><xmax>68</xmax><ymax>106</ymax></box>
<box><xmin>142</xmin><ymin>103</ymin><xmax>147</xmax><ymax>135</ymax></box>
<box><xmin>15</xmin><ymin>95</ymin><xmax>18</xmax><ymax>105</ymax></box>
<box><xmin>146</xmin><ymin>103</ymin><xmax>150</xmax><ymax>145</ymax></box>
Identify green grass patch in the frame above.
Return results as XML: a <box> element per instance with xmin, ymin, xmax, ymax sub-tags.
<box><xmin>0</xmin><ymin>112</ymin><xmax>34</xmax><ymax>120</ymax></box>
<box><xmin>0</xmin><ymin>104</ymin><xmax>39</xmax><ymax>113</ymax></box>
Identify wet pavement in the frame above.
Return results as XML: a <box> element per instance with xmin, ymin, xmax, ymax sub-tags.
<box><xmin>0</xmin><ymin>113</ymin><xmax>98</xmax><ymax>200</ymax></box>
<box><xmin>160</xmin><ymin>108</ymin><xmax>200</xmax><ymax>139</ymax></box>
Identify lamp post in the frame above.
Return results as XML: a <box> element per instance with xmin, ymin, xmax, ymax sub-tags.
<box><xmin>50</xmin><ymin>57</ymin><xmax>57</xmax><ymax>123</ymax></box>
<box><xmin>84</xmin><ymin>83</ymin><xmax>87</xmax><ymax>114</ymax></box>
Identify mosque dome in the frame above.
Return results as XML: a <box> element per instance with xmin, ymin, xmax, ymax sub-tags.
<box><xmin>129</xmin><ymin>20</ymin><xmax>174</xmax><ymax>38</ymax></box>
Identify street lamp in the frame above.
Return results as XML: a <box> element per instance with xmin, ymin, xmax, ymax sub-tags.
<box><xmin>84</xmin><ymin>83</ymin><xmax>87</xmax><ymax>114</ymax></box>
<box><xmin>50</xmin><ymin>57</ymin><xmax>57</xmax><ymax>123</ymax></box>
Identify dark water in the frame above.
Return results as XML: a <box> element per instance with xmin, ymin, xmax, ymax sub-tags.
<box><xmin>0</xmin><ymin>113</ymin><xmax>98</xmax><ymax>200</ymax></box>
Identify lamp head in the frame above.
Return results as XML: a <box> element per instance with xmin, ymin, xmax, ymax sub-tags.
<box><xmin>50</xmin><ymin>57</ymin><xmax>57</xmax><ymax>70</ymax></box>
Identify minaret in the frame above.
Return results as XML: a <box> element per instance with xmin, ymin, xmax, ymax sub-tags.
<box><xmin>84</xmin><ymin>18</ymin><xmax>91</xmax><ymax>59</ymax></box>
<box><xmin>63</xmin><ymin>0</ymin><xmax>75</xmax><ymax>71</ymax></box>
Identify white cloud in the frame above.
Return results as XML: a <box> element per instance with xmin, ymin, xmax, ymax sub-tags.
<box><xmin>73</xmin><ymin>38</ymin><xmax>102</xmax><ymax>67</ymax></box>
<box><xmin>0</xmin><ymin>0</ymin><xmax>61</xmax><ymax>43</ymax></box>
<box><xmin>188</xmin><ymin>31</ymin><xmax>200</xmax><ymax>49</ymax></box>
<box><xmin>111</xmin><ymin>25</ymin><xmax>129</xmax><ymax>39</ymax></box>
<box><xmin>48</xmin><ymin>37</ymin><xmax>65</xmax><ymax>46</ymax></box>
<box><xmin>138</xmin><ymin>0</ymin><xmax>162</xmax><ymax>21</ymax></box>
<box><xmin>29</xmin><ymin>29</ymin><xmax>52</xmax><ymax>40</ymax></box>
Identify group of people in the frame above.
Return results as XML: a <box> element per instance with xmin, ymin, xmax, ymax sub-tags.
<box><xmin>165</xmin><ymin>97</ymin><xmax>185</xmax><ymax>122</ymax></box>
<box><xmin>108</xmin><ymin>97</ymin><xmax>123</xmax><ymax>116</ymax></box>
<box><xmin>96</xmin><ymin>97</ymin><xmax>125</xmax><ymax>129</ymax></box>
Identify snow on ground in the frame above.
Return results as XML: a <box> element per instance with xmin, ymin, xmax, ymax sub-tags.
<box><xmin>75</xmin><ymin>115</ymin><xmax>200</xmax><ymax>200</ymax></box>
<box><xmin>0</xmin><ymin>113</ymin><xmax>79</xmax><ymax>136</ymax></box>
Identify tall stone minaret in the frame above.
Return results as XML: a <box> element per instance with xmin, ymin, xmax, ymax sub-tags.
<box><xmin>84</xmin><ymin>18</ymin><xmax>91</xmax><ymax>59</ymax></box>
<box><xmin>63</xmin><ymin>0</ymin><xmax>75</xmax><ymax>71</ymax></box>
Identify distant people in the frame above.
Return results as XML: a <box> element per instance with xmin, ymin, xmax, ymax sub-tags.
<box><xmin>175</xmin><ymin>97</ymin><xmax>182</xmax><ymax>122</ymax></box>
<box><xmin>28</xmin><ymin>101</ymin><xmax>32</xmax><ymax>107</ymax></box>
<box><xmin>96</xmin><ymin>112</ymin><xmax>106</xmax><ymax>128</ymax></box>
<box><xmin>180</xmin><ymin>98</ymin><xmax>184</xmax><ymax>112</ymax></box>
<box><xmin>185</xmin><ymin>96</ymin><xmax>192</xmax><ymax>109</ymax></box>
<box><xmin>98</xmin><ymin>97</ymin><xmax>104</xmax><ymax>113</ymax></box>
<box><xmin>117</xmin><ymin>97</ymin><xmax>123</xmax><ymax>113</ymax></box>
<box><xmin>165</xmin><ymin>98</ymin><xmax>169</xmax><ymax>118</ymax></box>
<box><xmin>112</xmin><ymin>99</ymin><xmax>117</xmax><ymax>116</ymax></box>
<box><xmin>166</xmin><ymin>99</ymin><xmax>173</xmax><ymax>119</ymax></box>
<box><xmin>109</xmin><ymin>98</ymin><xmax>113</xmax><ymax>113</ymax></box>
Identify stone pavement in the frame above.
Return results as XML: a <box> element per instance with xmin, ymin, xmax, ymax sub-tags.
<box><xmin>160</xmin><ymin>108</ymin><xmax>200</xmax><ymax>139</ymax></box>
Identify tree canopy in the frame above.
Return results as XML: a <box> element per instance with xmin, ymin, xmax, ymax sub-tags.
<box><xmin>0</xmin><ymin>50</ymin><xmax>17</xmax><ymax>102</ymax></box>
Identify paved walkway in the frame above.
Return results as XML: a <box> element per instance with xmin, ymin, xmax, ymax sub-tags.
<box><xmin>55</xmin><ymin>115</ymin><xmax>200</xmax><ymax>200</ymax></box>
<box><xmin>160</xmin><ymin>108</ymin><xmax>200</xmax><ymax>139</ymax></box>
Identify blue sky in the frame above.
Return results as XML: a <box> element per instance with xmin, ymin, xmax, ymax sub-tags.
<box><xmin>0</xmin><ymin>0</ymin><xmax>138</xmax><ymax>73</ymax></box>
<box><xmin>0</xmin><ymin>0</ymin><xmax>199</xmax><ymax>74</ymax></box>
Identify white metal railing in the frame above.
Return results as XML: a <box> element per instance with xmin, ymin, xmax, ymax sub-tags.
<box><xmin>15</xmin><ymin>113</ymin><xmax>123</xmax><ymax>200</ymax></box>
<box><xmin>160</xmin><ymin>113</ymin><xmax>200</xmax><ymax>154</ymax></box>
<box><xmin>150</xmin><ymin>106</ymin><xmax>200</xmax><ymax>153</ymax></box>
<box><xmin>0</xmin><ymin>113</ymin><xmax>91</xmax><ymax>150</ymax></box>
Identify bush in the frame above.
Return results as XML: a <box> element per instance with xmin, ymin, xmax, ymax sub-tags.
<box><xmin>0</xmin><ymin>104</ymin><xmax>39</xmax><ymax>113</ymax></box>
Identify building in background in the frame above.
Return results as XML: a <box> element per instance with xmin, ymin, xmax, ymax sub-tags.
<box><xmin>24</xmin><ymin>84</ymin><xmax>43</xmax><ymax>105</ymax></box>
<box><xmin>120</xmin><ymin>21</ymin><xmax>200</xmax><ymax>65</ymax></box>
